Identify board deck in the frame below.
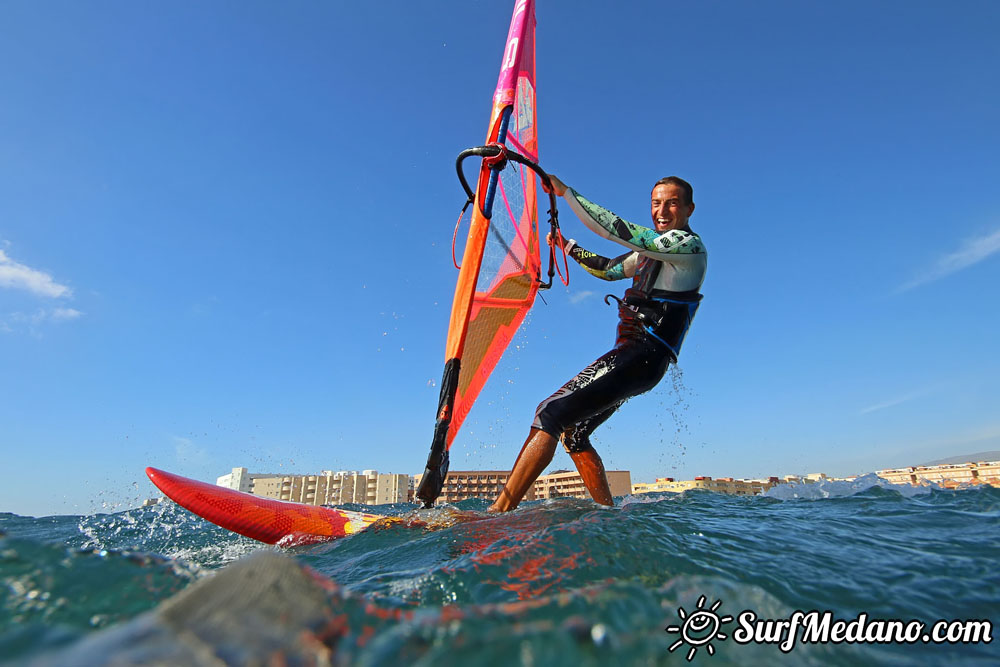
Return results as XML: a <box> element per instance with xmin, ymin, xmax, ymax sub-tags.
<box><xmin>145</xmin><ymin>467</ymin><xmax>386</xmax><ymax>545</ymax></box>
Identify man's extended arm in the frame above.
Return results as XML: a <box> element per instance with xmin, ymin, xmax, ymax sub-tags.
<box><xmin>564</xmin><ymin>242</ymin><xmax>636</xmax><ymax>281</ymax></box>
<box><xmin>563</xmin><ymin>188</ymin><xmax>705</xmax><ymax>263</ymax></box>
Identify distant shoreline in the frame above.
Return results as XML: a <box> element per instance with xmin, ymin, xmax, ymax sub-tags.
<box><xmin>918</xmin><ymin>450</ymin><xmax>1000</xmax><ymax>467</ymax></box>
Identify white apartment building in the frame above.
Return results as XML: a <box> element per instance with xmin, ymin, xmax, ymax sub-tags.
<box><xmin>216</xmin><ymin>467</ymin><xmax>409</xmax><ymax>506</ymax></box>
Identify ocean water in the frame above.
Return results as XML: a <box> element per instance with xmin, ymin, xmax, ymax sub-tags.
<box><xmin>1</xmin><ymin>476</ymin><xmax>997</xmax><ymax>665</ymax></box>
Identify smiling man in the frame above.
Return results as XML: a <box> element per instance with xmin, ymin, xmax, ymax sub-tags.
<box><xmin>488</xmin><ymin>175</ymin><xmax>708</xmax><ymax>513</ymax></box>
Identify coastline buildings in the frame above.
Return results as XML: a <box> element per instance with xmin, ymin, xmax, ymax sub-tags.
<box><xmin>627</xmin><ymin>461</ymin><xmax>1000</xmax><ymax>497</ymax></box>
<box><xmin>632</xmin><ymin>476</ymin><xmax>781</xmax><ymax>496</ymax></box>
<box><xmin>216</xmin><ymin>467</ymin><xmax>281</xmax><ymax>493</ymax></box>
<box><xmin>215</xmin><ymin>467</ymin><xmax>633</xmax><ymax>506</ymax></box>
<box><xmin>200</xmin><ymin>459</ymin><xmax>1000</xmax><ymax>510</ymax></box>
<box><xmin>535</xmin><ymin>469</ymin><xmax>633</xmax><ymax>500</ymax></box>
<box><xmin>426</xmin><ymin>470</ymin><xmax>515</xmax><ymax>504</ymax></box>
<box><xmin>875</xmin><ymin>460</ymin><xmax>1000</xmax><ymax>488</ymax></box>
<box><xmin>217</xmin><ymin>467</ymin><xmax>409</xmax><ymax>505</ymax></box>
<box><xmin>417</xmin><ymin>469</ymin><xmax>633</xmax><ymax>505</ymax></box>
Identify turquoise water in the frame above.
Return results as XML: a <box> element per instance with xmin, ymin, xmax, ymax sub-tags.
<box><xmin>2</xmin><ymin>477</ymin><xmax>997</xmax><ymax>665</ymax></box>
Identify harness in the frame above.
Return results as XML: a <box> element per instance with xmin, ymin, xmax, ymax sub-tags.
<box><xmin>603</xmin><ymin>255</ymin><xmax>702</xmax><ymax>358</ymax></box>
<box><xmin>605</xmin><ymin>292</ymin><xmax>701</xmax><ymax>354</ymax></box>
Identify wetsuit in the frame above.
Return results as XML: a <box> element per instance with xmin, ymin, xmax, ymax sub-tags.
<box><xmin>533</xmin><ymin>188</ymin><xmax>707</xmax><ymax>453</ymax></box>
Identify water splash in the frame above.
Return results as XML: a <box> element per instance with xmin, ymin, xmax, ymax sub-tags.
<box><xmin>763</xmin><ymin>473</ymin><xmax>936</xmax><ymax>500</ymax></box>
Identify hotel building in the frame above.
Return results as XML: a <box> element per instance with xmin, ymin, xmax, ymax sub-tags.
<box><xmin>876</xmin><ymin>460</ymin><xmax>1000</xmax><ymax>488</ymax></box>
<box><xmin>535</xmin><ymin>469</ymin><xmax>633</xmax><ymax>500</ymax></box>
<box><xmin>416</xmin><ymin>469</ymin><xmax>633</xmax><ymax>505</ymax></box>
<box><xmin>217</xmin><ymin>467</ymin><xmax>409</xmax><ymax>505</ymax></box>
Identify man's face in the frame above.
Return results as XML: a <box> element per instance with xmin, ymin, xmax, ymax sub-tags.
<box><xmin>650</xmin><ymin>183</ymin><xmax>695</xmax><ymax>233</ymax></box>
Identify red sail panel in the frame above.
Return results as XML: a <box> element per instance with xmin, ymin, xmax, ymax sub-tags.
<box><xmin>444</xmin><ymin>0</ymin><xmax>539</xmax><ymax>447</ymax></box>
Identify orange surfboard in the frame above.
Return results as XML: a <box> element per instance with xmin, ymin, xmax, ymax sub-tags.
<box><xmin>145</xmin><ymin>467</ymin><xmax>386</xmax><ymax>546</ymax></box>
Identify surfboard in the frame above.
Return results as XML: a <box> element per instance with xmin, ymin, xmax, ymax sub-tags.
<box><xmin>145</xmin><ymin>467</ymin><xmax>388</xmax><ymax>546</ymax></box>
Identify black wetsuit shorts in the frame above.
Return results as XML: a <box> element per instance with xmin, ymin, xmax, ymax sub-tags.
<box><xmin>532</xmin><ymin>335</ymin><xmax>673</xmax><ymax>454</ymax></box>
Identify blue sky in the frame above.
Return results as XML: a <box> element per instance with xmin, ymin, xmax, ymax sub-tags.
<box><xmin>2</xmin><ymin>0</ymin><xmax>998</xmax><ymax>517</ymax></box>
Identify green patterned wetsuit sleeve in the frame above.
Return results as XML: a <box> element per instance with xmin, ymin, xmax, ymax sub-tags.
<box><xmin>567</xmin><ymin>244</ymin><xmax>633</xmax><ymax>281</ymax></box>
<box><xmin>564</xmin><ymin>188</ymin><xmax>706</xmax><ymax>260</ymax></box>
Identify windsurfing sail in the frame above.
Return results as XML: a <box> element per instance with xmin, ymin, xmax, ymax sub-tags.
<box><xmin>417</xmin><ymin>0</ymin><xmax>565</xmax><ymax>507</ymax></box>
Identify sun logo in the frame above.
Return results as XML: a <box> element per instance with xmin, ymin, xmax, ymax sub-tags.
<box><xmin>665</xmin><ymin>595</ymin><xmax>733</xmax><ymax>661</ymax></box>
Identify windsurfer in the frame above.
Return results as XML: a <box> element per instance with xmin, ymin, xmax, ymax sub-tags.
<box><xmin>488</xmin><ymin>174</ymin><xmax>707</xmax><ymax>512</ymax></box>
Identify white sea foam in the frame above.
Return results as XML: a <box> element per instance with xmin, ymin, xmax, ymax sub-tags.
<box><xmin>762</xmin><ymin>473</ymin><xmax>935</xmax><ymax>500</ymax></box>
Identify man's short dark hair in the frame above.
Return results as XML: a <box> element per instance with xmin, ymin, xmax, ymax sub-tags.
<box><xmin>653</xmin><ymin>176</ymin><xmax>693</xmax><ymax>206</ymax></box>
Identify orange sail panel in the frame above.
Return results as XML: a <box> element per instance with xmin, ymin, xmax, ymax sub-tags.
<box><xmin>418</xmin><ymin>0</ymin><xmax>541</xmax><ymax>506</ymax></box>
<box><xmin>449</xmin><ymin>1</ymin><xmax>539</xmax><ymax>444</ymax></box>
